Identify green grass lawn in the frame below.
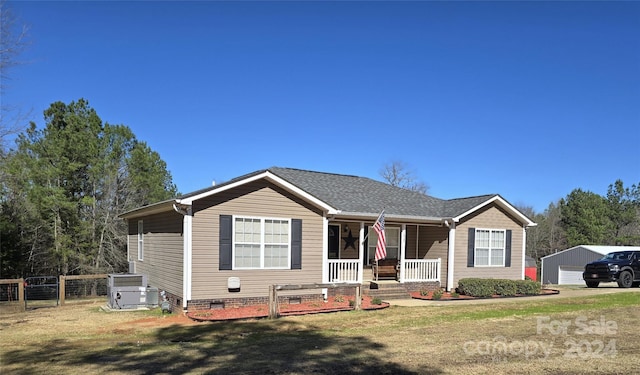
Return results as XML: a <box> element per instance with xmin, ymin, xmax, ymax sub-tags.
<box><xmin>2</xmin><ymin>292</ymin><xmax>640</xmax><ymax>374</ymax></box>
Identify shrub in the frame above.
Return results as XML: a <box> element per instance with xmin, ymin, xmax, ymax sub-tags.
<box><xmin>457</xmin><ymin>278</ymin><xmax>495</xmax><ymax>298</ymax></box>
<box><xmin>458</xmin><ymin>278</ymin><xmax>541</xmax><ymax>298</ymax></box>
<box><xmin>420</xmin><ymin>289</ymin><xmax>430</xmax><ymax>296</ymax></box>
<box><xmin>494</xmin><ymin>279</ymin><xmax>518</xmax><ymax>297</ymax></box>
<box><xmin>451</xmin><ymin>292</ymin><xmax>459</xmax><ymax>298</ymax></box>
<box><xmin>371</xmin><ymin>297</ymin><xmax>382</xmax><ymax>305</ymax></box>
<box><xmin>432</xmin><ymin>289</ymin><xmax>443</xmax><ymax>300</ymax></box>
<box><xmin>334</xmin><ymin>295</ymin><xmax>345</xmax><ymax>303</ymax></box>
<box><xmin>515</xmin><ymin>279</ymin><xmax>541</xmax><ymax>295</ymax></box>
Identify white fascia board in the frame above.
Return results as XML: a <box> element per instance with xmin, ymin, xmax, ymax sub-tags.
<box><xmin>177</xmin><ymin>171</ymin><xmax>338</xmax><ymax>214</ymax></box>
<box><xmin>538</xmin><ymin>245</ymin><xmax>629</xmax><ymax>259</ymax></box>
<box><xmin>118</xmin><ymin>200</ymin><xmax>177</xmax><ymax>220</ymax></box>
<box><xmin>581</xmin><ymin>245</ymin><xmax>640</xmax><ymax>255</ymax></box>
<box><xmin>540</xmin><ymin>246</ymin><xmax>581</xmax><ymax>260</ymax></box>
<box><xmin>452</xmin><ymin>195</ymin><xmax>537</xmax><ymax>227</ymax></box>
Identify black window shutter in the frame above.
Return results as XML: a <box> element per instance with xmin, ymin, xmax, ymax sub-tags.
<box><xmin>467</xmin><ymin>228</ymin><xmax>475</xmax><ymax>267</ymax></box>
<box><xmin>219</xmin><ymin>215</ymin><xmax>232</xmax><ymax>270</ymax></box>
<box><xmin>291</xmin><ymin>219</ymin><xmax>302</xmax><ymax>269</ymax></box>
<box><xmin>505</xmin><ymin>229</ymin><xmax>512</xmax><ymax>267</ymax></box>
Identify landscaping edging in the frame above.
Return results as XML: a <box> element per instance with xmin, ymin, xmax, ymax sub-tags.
<box><xmin>187</xmin><ymin>296</ymin><xmax>390</xmax><ymax>322</ymax></box>
<box><xmin>410</xmin><ymin>288</ymin><xmax>560</xmax><ymax>301</ymax></box>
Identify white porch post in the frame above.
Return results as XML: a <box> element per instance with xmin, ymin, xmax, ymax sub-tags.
<box><xmin>322</xmin><ymin>216</ymin><xmax>329</xmax><ymax>284</ymax></box>
<box><xmin>322</xmin><ymin>216</ymin><xmax>329</xmax><ymax>299</ymax></box>
<box><xmin>358</xmin><ymin>222</ymin><xmax>365</xmax><ymax>283</ymax></box>
<box><xmin>446</xmin><ymin>222</ymin><xmax>456</xmax><ymax>291</ymax></box>
<box><xmin>522</xmin><ymin>225</ymin><xmax>527</xmax><ymax>280</ymax></box>
<box><xmin>399</xmin><ymin>224</ymin><xmax>406</xmax><ymax>282</ymax></box>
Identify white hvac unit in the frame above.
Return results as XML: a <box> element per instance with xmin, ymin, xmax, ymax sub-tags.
<box><xmin>107</xmin><ymin>274</ymin><xmax>148</xmax><ymax>309</ymax></box>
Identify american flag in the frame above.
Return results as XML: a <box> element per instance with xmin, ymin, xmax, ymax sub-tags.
<box><xmin>373</xmin><ymin>210</ymin><xmax>386</xmax><ymax>261</ymax></box>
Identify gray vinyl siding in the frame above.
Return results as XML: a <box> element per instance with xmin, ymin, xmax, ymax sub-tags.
<box><xmin>190</xmin><ymin>180</ymin><xmax>324</xmax><ymax>300</ymax></box>
<box><xmin>541</xmin><ymin>247</ymin><xmax>603</xmax><ymax>284</ymax></box>
<box><xmin>128</xmin><ymin>211</ymin><xmax>184</xmax><ymax>298</ymax></box>
<box><xmin>453</xmin><ymin>204</ymin><xmax>523</xmax><ymax>287</ymax></box>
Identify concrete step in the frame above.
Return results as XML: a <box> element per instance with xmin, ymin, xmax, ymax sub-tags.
<box><xmin>364</xmin><ymin>282</ymin><xmax>411</xmax><ymax>300</ymax></box>
<box><xmin>365</xmin><ymin>289</ymin><xmax>411</xmax><ymax>300</ymax></box>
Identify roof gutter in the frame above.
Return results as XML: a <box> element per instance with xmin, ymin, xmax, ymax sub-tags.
<box><xmin>173</xmin><ymin>202</ymin><xmax>190</xmax><ymax>216</ymax></box>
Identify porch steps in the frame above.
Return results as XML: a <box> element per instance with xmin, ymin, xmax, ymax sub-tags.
<box><xmin>364</xmin><ymin>282</ymin><xmax>411</xmax><ymax>300</ymax></box>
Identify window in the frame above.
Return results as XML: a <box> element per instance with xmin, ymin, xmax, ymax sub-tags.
<box><xmin>474</xmin><ymin>229</ymin><xmax>505</xmax><ymax>266</ymax></box>
<box><xmin>137</xmin><ymin>220</ymin><xmax>144</xmax><ymax>261</ymax></box>
<box><xmin>233</xmin><ymin>217</ymin><xmax>290</xmax><ymax>269</ymax></box>
<box><xmin>368</xmin><ymin>226</ymin><xmax>400</xmax><ymax>261</ymax></box>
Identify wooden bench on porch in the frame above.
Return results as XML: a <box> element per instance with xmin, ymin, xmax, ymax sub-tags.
<box><xmin>372</xmin><ymin>259</ymin><xmax>399</xmax><ymax>280</ymax></box>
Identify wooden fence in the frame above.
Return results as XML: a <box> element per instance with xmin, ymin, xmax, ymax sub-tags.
<box><xmin>59</xmin><ymin>274</ymin><xmax>107</xmax><ymax>305</ymax></box>
<box><xmin>1</xmin><ymin>274</ymin><xmax>108</xmax><ymax>312</ymax></box>
<box><xmin>0</xmin><ymin>278</ymin><xmax>25</xmax><ymax>313</ymax></box>
<box><xmin>268</xmin><ymin>282</ymin><xmax>362</xmax><ymax>319</ymax></box>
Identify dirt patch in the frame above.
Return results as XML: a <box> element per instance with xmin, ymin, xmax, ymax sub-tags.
<box><xmin>410</xmin><ymin>288</ymin><xmax>559</xmax><ymax>301</ymax></box>
<box><xmin>122</xmin><ymin>313</ymin><xmax>199</xmax><ymax>328</ymax></box>
<box><xmin>187</xmin><ymin>295</ymin><xmax>389</xmax><ymax>321</ymax></box>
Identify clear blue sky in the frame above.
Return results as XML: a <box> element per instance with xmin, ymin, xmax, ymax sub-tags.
<box><xmin>5</xmin><ymin>1</ymin><xmax>639</xmax><ymax>213</ymax></box>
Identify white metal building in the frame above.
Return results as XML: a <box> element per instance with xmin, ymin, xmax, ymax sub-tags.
<box><xmin>540</xmin><ymin>245</ymin><xmax>640</xmax><ymax>285</ymax></box>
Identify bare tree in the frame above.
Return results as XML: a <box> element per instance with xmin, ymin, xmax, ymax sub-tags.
<box><xmin>0</xmin><ymin>0</ymin><xmax>31</xmax><ymax>150</ymax></box>
<box><xmin>379</xmin><ymin>160</ymin><xmax>429</xmax><ymax>194</ymax></box>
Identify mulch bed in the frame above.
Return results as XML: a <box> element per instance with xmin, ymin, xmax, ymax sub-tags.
<box><xmin>410</xmin><ymin>288</ymin><xmax>560</xmax><ymax>301</ymax></box>
<box><xmin>187</xmin><ymin>296</ymin><xmax>390</xmax><ymax>322</ymax></box>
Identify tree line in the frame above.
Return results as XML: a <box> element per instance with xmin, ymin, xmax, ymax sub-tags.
<box><xmin>0</xmin><ymin>99</ymin><xmax>177</xmax><ymax>278</ymax></box>
<box><xmin>522</xmin><ymin>180</ymin><xmax>640</xmax><ymax>263</ymax></box>
<box><xmin>380</xmin><ymin>161</ymin><xmax>640</xmax><ymax>264</ymax></box>
<box><xmin>0</xmin><ymin>99</ymin><xmax>637</xmax><ymax>278</ymax></box>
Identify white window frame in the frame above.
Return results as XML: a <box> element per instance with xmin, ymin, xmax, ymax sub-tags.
<box><xmin>232</xmin><ymin>216</ymin><xmax>291</xmax><ymax>270</ymax></box>
<box><xmin>137</xmin><ymin>220</ymin><xmax>144</xmax><ymax>261</ymax></box>
<box><xmin>474</xmin><ymin>228</ymin><xmax>506</xmax><ymax>267</ymax></box>
<box><xmin>367</xmin><ymin>226</ymin><xmax>400</xmax><ymax>262</ymax></box>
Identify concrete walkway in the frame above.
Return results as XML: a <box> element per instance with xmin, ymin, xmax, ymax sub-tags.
<box><xmin>388</xmin><ymin>285</ymin><xmax>640</xmax><ymax>307</ymax></box>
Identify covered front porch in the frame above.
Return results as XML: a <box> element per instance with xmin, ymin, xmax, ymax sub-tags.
<box><xmin>323</xmin><ymin>219</ymin><xmax>449</xmax><ymax>285</ymax></box>
<box><xmin>328</xmin><ymin>258</ymin><xmax>441</xmax><ymax>283</ymax></box>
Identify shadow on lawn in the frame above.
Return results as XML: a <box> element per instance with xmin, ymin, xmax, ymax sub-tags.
<box><xmin>3</xmin><ymin>319</ymin><xmax>443</xmax><ymax>374</ymax></box>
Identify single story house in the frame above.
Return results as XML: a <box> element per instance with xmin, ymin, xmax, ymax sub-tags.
<box><xmin>119</xmin><ymin>167</ymin><xmax>536</xmax><ymax>311</ymax></box>
<box><xmin>540</xmin><ymin>245</ymin><xmax>640</xmax><ymax>285</ymax></box>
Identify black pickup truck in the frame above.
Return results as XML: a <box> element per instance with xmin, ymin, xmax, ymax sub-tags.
<box><xmin>583</xmin><ymin>251</ymin><xmax>640</xmax><ymax>288</ymax></box>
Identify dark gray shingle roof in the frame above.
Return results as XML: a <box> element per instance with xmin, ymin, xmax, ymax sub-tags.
<box><xmin>269</xmin><ymin>167</ymin><xmax>448</xmax><ymax>217</ymax></box>
<box><xmin>179</xmin><ymin>167</ymin><xmax>504</xmax><ymax>220</ymax></box>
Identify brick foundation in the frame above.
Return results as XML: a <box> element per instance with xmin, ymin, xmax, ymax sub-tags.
<box><xmin>167</xmin><ymin>282</ymin><xmax>440</xmax><ymax>312</ymax></box>
<box><xmin>186</xmin><ymin>293</ymin><xmax>325</xmax><ymax>312</ymax></box>
<box><xmin>402</xmin><ymin>281</ymin><xmax>441</xmax><ymax>292</ymax></box>
<box><xmin>160</xmin><ymin>290</ymin><xmax>183</xmax><ymax>313</ymax></box>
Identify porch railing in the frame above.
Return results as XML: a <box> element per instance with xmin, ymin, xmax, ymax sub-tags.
<box><xmin>402</xmin><ymin>258</ymin><xmax>441</xmax><ymax>282</ymax></box>
<box><xmin>328</xmin><ymin>259</ymin><xmax>360</xmax><ymax>283</ymax></box>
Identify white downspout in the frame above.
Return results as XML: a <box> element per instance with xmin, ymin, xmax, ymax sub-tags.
<box><xmin>522</xmin><ymin>225</ymin><xmax>527</xmax><ymax>280</ymax></box>
<box><xmin>400</xmin><ymin>224</ymin><xmax>406</xmax><ymax>282</ymax></box>
<box><xmin>358</xmin><ymin>222</ymin><xmax>365</xmax><ymax>283</ymax></box>
<box><xmin>174</xmin><ymin>204</ymin><xmax>192</xmax><ymax>310</ymax></box>
<box><xmin>322</xmin><ymin>216</ymin><xmax>329</xmax><ymax>300</ymax></box>
<box><xmin>446</xmin><ymin>221</ymin><xmax>456</xmax><ymax>291</ymax></box>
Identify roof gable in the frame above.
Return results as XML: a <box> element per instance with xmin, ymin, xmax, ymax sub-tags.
<box><xmin>120</xmin><ymin>167</ymin><xmax>535</xmax><ymax>226</ymax></box>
